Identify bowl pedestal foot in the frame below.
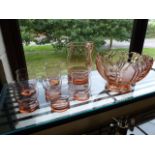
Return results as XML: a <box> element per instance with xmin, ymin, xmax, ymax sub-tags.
<box><xmin>106</xmin><ymin>83</ymin><xmax>132</xmax><ymax>94</ymax></box>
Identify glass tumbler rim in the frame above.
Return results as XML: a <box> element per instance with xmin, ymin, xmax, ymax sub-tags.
<box><xmin>42</xmin><ymin>78</ymin><xmax>61</xmax><ymax>89</ymax></box>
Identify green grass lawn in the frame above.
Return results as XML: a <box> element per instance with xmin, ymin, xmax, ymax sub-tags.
<box><xmin>24</xmin><ymin>45</ymin><xmax>155</xmax><ymax>79</ymax></box>
<box><xmin>24</xmin><ymin>45</ymin><xmax>55</xmax><ymax>52</ymax></box>
<box><xmin>143</xmin><ymin>48</ymin><xmax>155</xmax><ymax>58</ymax></box>
<box><xmin>25</xmin><ymin>51</ymin><xmax>68</xmax><ymax>79</ymax></box>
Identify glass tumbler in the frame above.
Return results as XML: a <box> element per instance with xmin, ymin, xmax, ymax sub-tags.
<box><xmin>43</xmin><ymin>79</ymin><xmax>70</xmax><ymax>112</ymax></box>
<box><xmin>51</xmin><ymin>95</ymin><xmax>70</xmax><ymax>112</ymax></box>
<box><xmin>72</xmin><ymin>84</ymin><xmax>90</xmax><ymax>101</ymax></box>
<box><xmin>15</xmin><ymin>80</ymin><xmax>39</xmax><ymax>113</ymax></box>
<box><xmin>42</xmin><ymin>62</ymin><xmax>62</xmax><ymax>102</ymax></box>
<box><xmin>71</xmin><ymin>70</ymin><xmax>90</xmax><ymax>101</ymax></box>
<box><xmin>71</xmin><ymin>69</ymin><xmax>89</xmax><ymax>85</ymax></box>
<box><xmin>45</xmin><ymin>63</ymin><xmax>61</xmax><ymax>87</ymax></box>
<box><xmin>42</xmin><ymin>79</ymin><xmax>61</xmax><ymax>101</ymax></box>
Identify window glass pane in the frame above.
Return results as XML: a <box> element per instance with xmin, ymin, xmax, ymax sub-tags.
<box><xmin>143</xmin><ymin>19</ymin><xmax>155</xmax><ymax>58</ymax></box>
<box><xmin>19</xmin><ymin>19</ymin><xmax>133</xmax><ymax>79</ymax></box>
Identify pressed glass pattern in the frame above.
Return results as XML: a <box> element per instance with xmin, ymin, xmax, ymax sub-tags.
<box><xmin>96</xmin><ymin>51</ymin><xmax>153</xmax><ymax>93</ymax></box>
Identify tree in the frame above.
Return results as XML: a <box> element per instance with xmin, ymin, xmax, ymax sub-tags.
<box><xmin>146</xmin><ymin>20</ymin><xmax>155</xmax><ymax>38</ymax></box>
<box><xmin>101</xmin><ymin>19</ymin><xmax>133</xmax><ymax>49</ymax></box>
<box><xmin>19</xmin><ymin>20</ymin><xmax>35</xmax><ymax>45</ymax></box>
<box><xmin>19</xmin><ymin>19</ymin><xmax>133</xmax><ymax>49</ymax></box>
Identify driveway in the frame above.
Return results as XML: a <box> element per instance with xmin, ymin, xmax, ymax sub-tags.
<box><xmin>104</xmin><ymin>38</ymin><xmax>155</xmax><ymax>49</ymax></box>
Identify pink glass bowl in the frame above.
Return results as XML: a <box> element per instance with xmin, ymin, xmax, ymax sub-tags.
<box><xmin>96</xmin><ymin>51</ymin><xmax>153</xmax><ymax>93</ymax></box>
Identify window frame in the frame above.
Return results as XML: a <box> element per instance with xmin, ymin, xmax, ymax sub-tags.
<box><xmin>0</xmin><ymin>19</ymin><xmax>28</xmax><ymax>81</ymax></box>
<box><xmin>129</xmin><ymin>19</ymin><xmax>148</xmax><ymax>54</ymax></box>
